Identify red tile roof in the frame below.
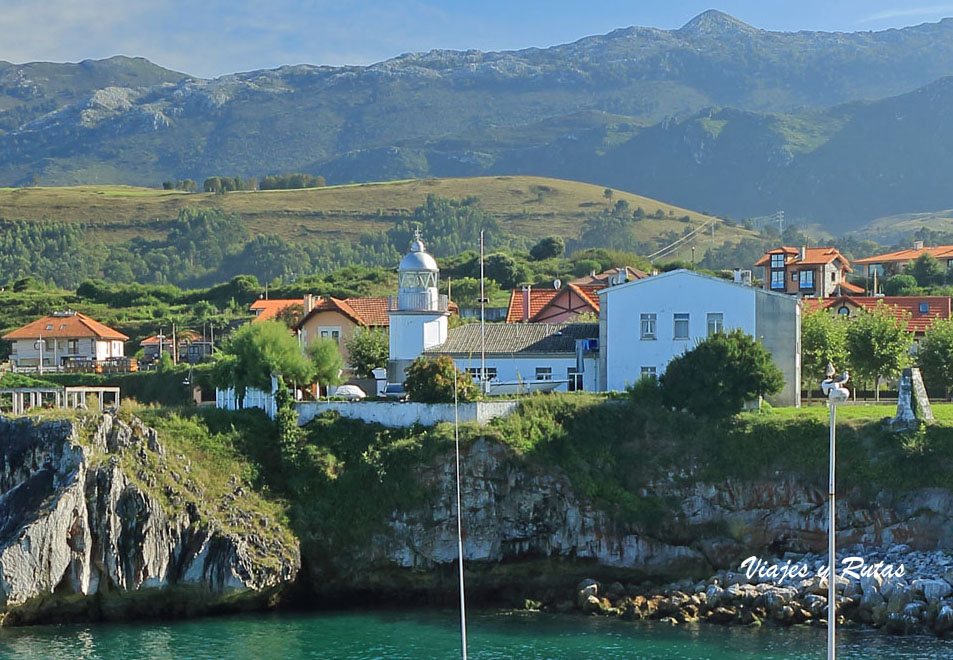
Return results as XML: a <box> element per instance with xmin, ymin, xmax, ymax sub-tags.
<box><xmin>755</xmin><ymin>246</ymin><xmax>852</xmax><ymax>271</ymax></box>
<box><xmin>140</xmin><ymin>330</ymin><xmax>203</xmax><ymax>345</ymax></box>
<box><xmin>295</xmin><ymin>296</ymin><xmax>391</xmax><ymax>329</ymax></box>
<box><xmin>571</xmin><ymin>266</ymin><xmax>649</xmax><ymax>286</ymax></box>
<box><xmin>805</xmin><ymin>296</ymin><xmax>951</xmax><ymax>334</ymax></box>
<box><xmin>3</xmin><ymin>312</ymin><xmax>128</xmax><ymax>341</ymax></box>
<box><xmin>853</xmin><ymin>245</ymin><xmax>953</xmax><ymax>265</ymax></box>
<box><xmin>250</xmin><ymin>298</ymin><xmax>304</xmax><ymax>322</ymax></box>
<box><xmin>505</xmin><ymin>288</ymin><xmax>560</xmax><ymax>323</ymax></box>
<box><xmin>505</xmin><ymin>284</ymin><xmax>601</xmax><ymax>323</ymax></box>
<box><xmin>342</xmin><ymin>296</ymin><xmax>389</xmax><ymax>326</ymax></box>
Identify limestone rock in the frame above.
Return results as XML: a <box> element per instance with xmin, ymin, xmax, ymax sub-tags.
<box><xmin>0</xmin><ymin>414</ymin><xmax>300</xmax><ymax>624</ymax></box>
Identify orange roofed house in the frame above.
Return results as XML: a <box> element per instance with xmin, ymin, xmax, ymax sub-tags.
<box><xmin>853</xmin><ymin>240</ymin><xmax>953</xmax><ymax>279</ymax></box>
<box><xmin>3</xmin><ymin>310</ymin><xmax>128</xmax><ymax>370</ymax></box>
<box><xmin>293</xmin><ymin>294</ymin><xmax>390</xmax><ymax>368</ymax></box>
<box><xmin>755</xmin><ymin>246</ymin><xmax>861</xmax><ymax>297</ymax></box>
<box><xmin>506</xmin><ymin>267</ymin><xmax>648</xmax><ymax>323</ymax></box>
<box><xmin>803</xmin><ymin>295</ymin><xmax>952</xmax><ymax>339</ymax></box>
<box><xmin>249</xmin><ymin>298</ymin><xmax>305</xmax><ymax>323</ymax></box>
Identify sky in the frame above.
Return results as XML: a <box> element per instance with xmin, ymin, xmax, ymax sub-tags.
<box><xmin>3</xmin><ymin>1</ymin><xmax>953</xmax><ymax>78</ymax></box>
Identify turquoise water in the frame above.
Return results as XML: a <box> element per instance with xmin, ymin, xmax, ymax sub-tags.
<box><xmin>1</xmin><ymin>610</ymin><xmax>951</xmax><ymax>660</ymax></box>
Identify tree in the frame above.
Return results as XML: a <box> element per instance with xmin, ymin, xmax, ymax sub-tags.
<box><xmin>603</xmin><ymin>188</ymin><xmax>614</xmax><ymax>205</ymax></box>
<box><xmin>906</xmin><ymin>253</ymin><xmax>945</xmax><ymax>289</ymax></box>
<box><xmin>307</xmin><ymin>338</ymin><xmax>344</xmax><ymax>397</ymax></box>
<box><xmin>212</xmin><ymin>320</ymin><xmax>315</xmax><ymax>406</ymax></box>
<box><xmin>449</xmin><ymin>276</ymin><xmax>500</xmax><ymax>307</ymax></box>
<box><xmin>882</xmin><ymin>274</ymin><xmax>920</xmax><ymax>296</ymax></box>
<box><xmin>529</xmin><ymin>236</ymin><xmax>565</xmax><ymax>261</ymax></box>
<box><xmin>404</xmin><ymin>355</ymin><xmax>477</xmax><ymax>403</ymax></box>
<box><xmin>660</xmin><ymin>329</ymin><xmax>784</xmax><ymax>418</ymax></box>
<box><xmin>845</xmin><ymin>302</ymin><xmax>912</xmax><ymax>401</ymax></box>
<box><xmin>345</xmin><ymin>328</ymin><xmax>389</xmax><ymax>378</ymax></box>
<box><xmin>800</xmin><ymin>309</ymin><xmax>848</xmax><ymax>400</ymax></box>
<box><xmin>275</xmin><ymin>303</ymin><xmax>304</xmax><ymax>329</ymax></box>
<box><xmin>918</xmin><ymin>317</ymin><xmax>953</xmax><ymax>398</ymax></box>
<box><xmin>481</xmin><ymin>253</ymin><xmax>524</xmax><ymax>289</ymax></box>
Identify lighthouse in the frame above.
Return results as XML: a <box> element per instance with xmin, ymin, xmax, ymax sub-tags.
<box><xmin>387</xmin><ymin>230</ymin><xmax>449</xmax><ymax>383</ymax></box>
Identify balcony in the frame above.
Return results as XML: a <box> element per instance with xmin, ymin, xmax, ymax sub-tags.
<box><xmin>388</xmin><ymin>293</ymin><xmax>449</xmax><ymax>312</ymax></box>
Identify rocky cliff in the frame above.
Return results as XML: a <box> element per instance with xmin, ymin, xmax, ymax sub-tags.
<box><xmin>333</xmin><ymin>437</ymin><xmax>953</xmax><ymax>597</ymax></box>
<box><xmin>0</xmin><ymin>413</ymin><xmax>299</xmax><ymax>625</ymax></box>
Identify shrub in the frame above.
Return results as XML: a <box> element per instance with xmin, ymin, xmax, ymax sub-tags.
<box><xmin>404</xmin><ymin>356</ymin><xmax>477</xmax><ymax>403</ymax></box>
<box><xmin>660</xmin><ymin>329</ymin><xmax>784</xmax><ymax>418</ymax></box>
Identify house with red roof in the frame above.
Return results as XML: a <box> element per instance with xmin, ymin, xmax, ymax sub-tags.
<box><xmin>852</xmin><ymin>240</ymin><xmax>953</xmax><ymax>279</ymax></box>
<box><xmin>802</xmin><ymin>296</ymin><xmax>951</xmax><ymax>337</ymax></box>
<box><xmin>293</xmin><ymin>294</ymin><xmax>390</xmax><ymax>368</ymax></box>
<box><xmin>755</xmin><ymin>246</ymin><xmax>860</xmax><ymax>297</ymax></box>
<box><xmin>249</xmin><ymin>298</ymin><xmax>304</xmax><ymax>323</ymax></box>
<box><xmin>505</xmin><ymin>267</ymin><xmax>647</xmax><ymax>323</ymax></box>
<box><xmin>3</xmin><ymin>311</ymin><xmax>128</xmax><ymax>369</ymax></box>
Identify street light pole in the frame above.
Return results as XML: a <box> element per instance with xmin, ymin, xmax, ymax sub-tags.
<box><xmin>821</xmin><ymin>362</ymin><xmax>849</xmax><ymax>660</ymax></box>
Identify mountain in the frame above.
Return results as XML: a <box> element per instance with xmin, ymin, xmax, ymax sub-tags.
<box><xmin>4</xmin><ymin>12</ymin><xmax>953</xmax><ymax>229</ymax></box>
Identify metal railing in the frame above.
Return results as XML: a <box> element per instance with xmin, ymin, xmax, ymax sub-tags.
<box><xmin>387</xmin><ymin>293</ymin><xmax>449</xmax><ymax>312</ymax></box>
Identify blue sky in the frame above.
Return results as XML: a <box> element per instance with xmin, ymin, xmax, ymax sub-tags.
<box><xmin>3</xmin><ymin>1</ymin><xmax>953</xmax><ymax>78</ymax></box>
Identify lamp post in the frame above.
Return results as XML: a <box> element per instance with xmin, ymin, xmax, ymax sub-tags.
<box><xmin>34</xmin><ymin>338</ymin><xmax>46</xmax><ymax>376</ymax></box>
<box><xmin>821</xmin><ymin>361</ymin><xmax>849</xmax><ymax>660</ymax></box>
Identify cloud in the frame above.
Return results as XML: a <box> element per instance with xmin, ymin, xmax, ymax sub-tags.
<box><xmin>860</xmin><ymin>4</ymin><xmax>953</xmax><ymax>23</ymax></box>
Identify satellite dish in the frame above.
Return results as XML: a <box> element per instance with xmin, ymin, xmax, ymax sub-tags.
<box><xmin>553</xmin><ymin>279</ymin><xmax>561</xmax><ymax>290</ymax></box>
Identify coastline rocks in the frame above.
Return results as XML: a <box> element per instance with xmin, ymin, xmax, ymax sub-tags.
<box><xmin>566</xmin><ymin>547</ymin><xmax>953</xmax><ymax>636</ymax></box>
<box><xmin>0</xmin><ymin>414</ymin><xmax>300</xmax><ymax>625</ymax></box>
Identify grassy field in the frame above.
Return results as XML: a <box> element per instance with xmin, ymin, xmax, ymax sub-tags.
<box><xmin>0</xmin><ymin>176</ymin><xmax>757</xmax><ymax>261</ymax></box>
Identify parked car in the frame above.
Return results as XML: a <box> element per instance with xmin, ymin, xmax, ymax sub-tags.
<box><xmin>334</xmin><ymin>384</ymin><xmax>367</xmax><ymax>401</ymax></box>
<box><xmin>382</xmin><ymin>383</ymin><xmax>408</xmax><ymax>401</ymax></box>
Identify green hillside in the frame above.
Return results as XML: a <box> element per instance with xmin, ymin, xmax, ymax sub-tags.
<box><xmin>0</xmin><ymin>176</ymin><xmax>749</xmax><ymax>247</ymax></box>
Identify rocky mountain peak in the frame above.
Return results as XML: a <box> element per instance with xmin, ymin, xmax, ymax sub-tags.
<box><xmin>678</xmin><ymin>9</ymin><xmax>758</xmax><ymax>36</ymax></box>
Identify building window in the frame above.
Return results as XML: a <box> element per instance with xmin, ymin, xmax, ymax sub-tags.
<box><xmin>568</xmin><ymin>367</ymin><xmax>583</xmax><ymax>392</ymax></box>
<box><xmin>10</xmin><ymin>343</ymin><xmax>16</xmax><ymax>355</ymax></box>
<box><xmin>68</xmin><ymin>339</ymin><xmax>78</xmax><ymax>354</ymax></box>
<box><xmin>466</xmin><ymin>367</ymin><xmax>497</xmax><ymax>381</ymax></box>
<box><xmin>838</xmin><ymin>306</ymin><xmax>850</xmax><ymax>316</ymax></box>
<box><xmin>919</xmin><ymin>302</ymin><xmax>929</xmax><ymax>314</ymax></box>
<box><xmin>318</xmin><ymin>327</ymin><xmax>341</xmax><ymax>342</ymax></box>
<box><xmin>799</xmin><ymin>270</ymin><xmax>814</xmax><ymax>289</ymax></box>
<box><xmin>640</xmin><ymin>366</ymin><xmax>657</xmax><ymax>380</ymax></box>
<box><xmin>831</xmin><ymin>271</ymin><xmax>837</xmax><ymax>282</ymax></box>
<box><xmin>673</xmin><ymin>313</ymin><xmax>690</xmax><ymax>340</ymax></box>
<box><xmin>535</xmin><ymin>367</ymin><xmax>552</xmax><ymax>381</ymax></box>
<box><xmin>707</xmin><ymin>313</ymin><xmax>724</xmax><ymax>336</ymax></box>
<box><xmin>791</xmin><ymin>271</ymin><xmax>797</xmax><ymax>282</ymax></box>
<box><xmin>869</xmin><ymin>264</ymin><xmax>885</xmax><ymax>277</ymax></box>
<box><xmin>771</xmin><ymin>271</ymin><xmax>785</xmax><ymax>289</ymax></box>
<box><xmin>640</xmin><ymin>313</ymin><xmax>657</xmax><ymax>339</ymax></box>
<box><xmin>45</xmin><ymin>324</ymin><xmax>54</xmax><ymax>331</ymax></box>
<box><xmin>770</xmin><ymin>254</ymin><xmax>784</xmax><ymax>269</ymax></box>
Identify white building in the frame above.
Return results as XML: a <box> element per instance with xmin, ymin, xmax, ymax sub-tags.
<box><xmin>598</xmin><ymin>269</ymin><xmax>800</xmax><ymax>406</ymax></box>
<box><xmin>3</xmin><ymin>310</ymin><xmax>128</xmax><ymax>369</ymax></box>
<box><xmin>387</xmin><ymin>232</ymin><xmax>450</xmax><ymax>383</ymax></box>
<box><xmin>424</xmin><ymin>322</ymin><xmax>600</xmax><ymax>393</ymax></box>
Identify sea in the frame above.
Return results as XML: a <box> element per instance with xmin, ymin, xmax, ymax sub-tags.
<box><xmin>1</xmin><ymin>609</ymin><xmax>950</xmax><ymax>659</ymax></box>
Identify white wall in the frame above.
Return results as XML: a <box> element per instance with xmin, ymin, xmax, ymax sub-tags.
<box><xmin>451</xmin><ymin>354</ymin><xmax>579</xmax><ymax>392</ymax></box>
<box><xmin>11</xmin><ymin>337</ymin><xmax>110</xmax><ymax>365</ymax></box>
<box><xmin>296</xmin><ymin>400</ymin><xmax>519</xmax><ymax>428</ymax></box>
<box><xmin>600</xmin><ymin>270</ymin><xmax>757</xmax><ymax>391</ymax></box>
<box><xmin>388</xmin><ymin>313</ymin><xmax>448</xmax><ymax>361</ymax></box>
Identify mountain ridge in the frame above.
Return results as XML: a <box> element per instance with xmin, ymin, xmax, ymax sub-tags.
<box><xmin>4</xmin><ymin>12</ymin><xmax>953</xmax><ymax>230</ymax></box>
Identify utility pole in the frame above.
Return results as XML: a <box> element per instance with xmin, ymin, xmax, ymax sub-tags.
<box><xmin>776</xmin><ymin>209</ymin><xmax>785</xmax><ymax>236</ymax></box>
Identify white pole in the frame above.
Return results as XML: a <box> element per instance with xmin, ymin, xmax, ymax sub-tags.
<box><xmin>828</xmin><ymin>401</ymin><xmax>836</xmax><ymax>660</ymax></box>
<box><xmin>479</xmin><ymin>230</ymin><xmax>486</xmax><ymax>395</ymax></box>
<box><xmin>452</xmin><ymin>369</ymin><xmax>468</xmax><ymax>660</ymax></box>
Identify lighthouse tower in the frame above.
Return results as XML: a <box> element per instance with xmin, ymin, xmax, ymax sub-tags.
<box><xmin>387</xmin><ymin>230</ymin><xmax>449</xmax><ymax>383</ymax></box>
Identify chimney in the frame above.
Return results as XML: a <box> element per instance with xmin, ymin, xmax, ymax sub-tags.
<box><xmin>914</xmin><ymin>240</ymin><xmax>924</xmax><ymax>251</ymax></box>
<box><xmin>304</xmin><ymin>294</ymin><xmax>315</xmax><ymax>314</ymax></box>
<box><xmin>522</xmin><ymin>285</ymin><xmax>532</xmax><ymax>323</ymax></box>
<box><xmin>799</xmin><ymin>246</ymin><xmax>806</xmax><ymax>261</ymax></box>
